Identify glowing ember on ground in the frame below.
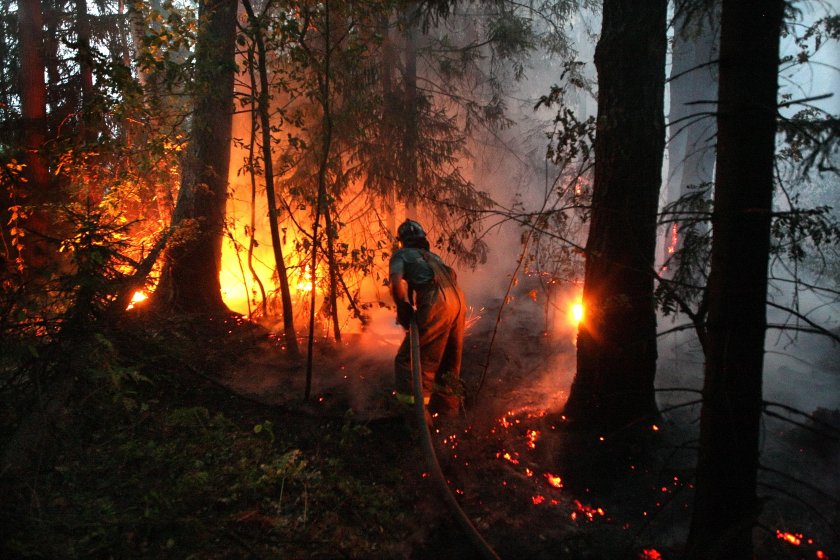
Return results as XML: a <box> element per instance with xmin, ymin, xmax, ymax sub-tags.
<box><xmin>498</xmin><ymin>413</ymin><xmax>518</xmax><ymax>429</ymax></box>
<box><xmin>544</xmin><ymin>473</ymin><xmax>563</xmax><ymax>488</ymax></box>
<box><xmin>571</xmin><ymin>500</ymin><xmax>605</xmax><ymax>522</ymax></box>
<box><xmin>496</xmin><ymin>450</ymin><xmax>520</xmax><ymax>465</ymax></box>
<box><xmin>532</xmin><ymin>495</ymin><xmax>545</xmax><ymax>505</ymax></box>
<box><xmin>776</xmin><ymin>530</ymin><xmax>803</xmax><ymax>546</ymax></box>
<box><xmin>526</xmin><ymin>429</ymin><xmax>540</xmax><ymax>449</ymax></box>
<box><xmin>640</xmin><ymin>549</ymin><xmax>662</xmax><ymax>560</ymax></box>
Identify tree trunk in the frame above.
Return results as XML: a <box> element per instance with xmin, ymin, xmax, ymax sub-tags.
<box><xmin>242</xmin><ymin>0</ymin><xmax>300</xmax><ymax>355</ymax></box>
<box><xmin>75</xmin><ymin>0</ymin><xmax>93</xmax><ymax>138</ymax></box>
<box><xmin>563</xmin><ymin>0</ymin><xmax>667</xmax><ymax>430</ymax></box>
<box><xmin>324</xmin><ymin>206</ymin><xmax>341</xmax><ymax>342</ymax></box>
<box><xmin>684</xmin><ymin>2</ymin><xmax>783</xmax><ymax>558</ymax></box>
<box><xmin>305</xmin><ymin>1</ymin><xmax>334</xmax><ymax>400</ymax></box>
<box><xmin>379</xmin><ymin>13</ymin><xmax>398</xmax><ymax>235</ymax></box>
<box><xmin>244</xmin><ymin>40</ymin><xmax>269</xmax><ymax>317</ymax></box>
<box><xmin>17</xmin><ymin>0</ymin><xmax>53</xmax><ymax>269</ymax></box>
<box><xmin>154</xmin><ymin>0</ymin><xmax>237</xmax><ymax>314</ymax></box>
<box><xmin>402</xmin><ymin>5</ymin><xmax>419</xmax><ymax>212</ymax></box>
<box><xmin>662</xmin><ymin>1</ymin><xmax>719</xmax><ymax>266</ymax></box>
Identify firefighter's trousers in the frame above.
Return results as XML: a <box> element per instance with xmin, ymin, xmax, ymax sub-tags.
<box><xmin>395</xmin><ymin>280</ymin><xmax>466</xmax><ymax>410</ymax></box>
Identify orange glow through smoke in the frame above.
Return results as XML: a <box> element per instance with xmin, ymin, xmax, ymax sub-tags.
<box><xmin>571</xmin><ymin>301</ymin><xmax>584</xmax><ymax>325</ymax></box>
<box><xmin>296</xmin><ymin>265</ymin><xmax>315</xmax><ymax>293</ymax></box>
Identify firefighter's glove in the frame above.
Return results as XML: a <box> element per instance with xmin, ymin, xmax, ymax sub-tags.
<box><xmin>396</xmin><ymin>301</ymin><xmax>414</xmax><ymax>329</ymax></box>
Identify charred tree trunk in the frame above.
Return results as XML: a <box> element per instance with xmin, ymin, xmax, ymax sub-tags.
<box><xmin>242</xmin><ymin>0</ymin><xmax>300</xmax><ymax>355</ymax></box>
<box><xmin>244</xmin><ymin>39</ymin><xmax>269</xmax><ymax>317</ymax></box>
<box><xmin>563</xmin><ymin>0</ymin><xmax>667</xmax><ymax>430</ymax></box>
<box><xmin>324</xmin><ymin>206</ymin><xmax>341</xmax><ymax>342</ymax></box>
<box><xmin>684</xmin><ymin>2</ymin><xmax>783</xmax><ymax>558</ymax></box>
<box><xmin>154</xmin><ymin>0</ymin><xmax>237</xmax><ymax>314</ymax></box>
<box><xmin>305</xmin><ymin>1</ymin><xmax>334</xmax><ymax>400</ymax></box>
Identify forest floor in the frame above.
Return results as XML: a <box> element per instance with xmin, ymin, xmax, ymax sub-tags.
<box><xmin>2</xmin><ymin>290</ymin><xmax>838</xmax><ymax>559</ymax></box>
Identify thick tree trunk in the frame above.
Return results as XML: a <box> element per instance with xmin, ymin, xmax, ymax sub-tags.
<box><xmin>17</xmin><ymin>0</ymin><xmax>52</xmax><ymax>267</ymax></box>
<box><xmin>662</xmin><ymin>2</ymin><xmax>719</xmax><ymax>266</ymax></box>
<box><xmin>684</xmin><ymin>2</ymin><xmax>783</xmax><ymax>559</ymax></box>
<box><xmin>155</xmin><ymin>0</ymin><xmax>237</xmax><ymax>314</ymax></box>
<box><xmin>563</xmin><ymin>0</ymin><xmax>667</xmax><ymax>430</ymax></box>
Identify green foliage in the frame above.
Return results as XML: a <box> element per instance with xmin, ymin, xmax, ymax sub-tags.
<box><xmin>1</xmin><ymin>349</ymin><xmax>415</xmax><ymax>559</ymax></box>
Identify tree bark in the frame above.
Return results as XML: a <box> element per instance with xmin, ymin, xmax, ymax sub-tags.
<box><xmin>16</xmin><ymin>0</ymin><xmax>54</xmax><ymax>269</ymax></box>
<box><xmin>684</xmin><ymin>2</ymin><xmax>784</xmax><ymax>558</ymax></box>
<box><xmin>154</xmin><ymin>0</ymin><xmax>237</xmax><ymax>314</ymax></box>
<box><xmin>242</xmin><ymin>0</ymin><xmax>300</xmax><ymax>355</ymax></box>
<box><xmin>563</xmin><ymin>0</ymin><xmax>667</xmax><ymax>430</ymax></box>
<box><xmin>305</xmin><ymin>0</ymin><xmax>334</xmax><ymax>400</ymax></box>
<box><xmin>662</xmin><ymin>1</ymin><xmax>719</xmax><ymax>265</ymax></box>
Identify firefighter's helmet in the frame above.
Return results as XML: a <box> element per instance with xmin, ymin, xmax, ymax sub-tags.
<box><xmin>397</xmin><ymin>219</ymin><xmax>426</xmax><ymax>243</ymax></box>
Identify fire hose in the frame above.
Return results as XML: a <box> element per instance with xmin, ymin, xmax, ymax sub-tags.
<box><xmin>409</xmin><ymin>316</ymin><xmax>502</xmax><ymax>560</ymax></box>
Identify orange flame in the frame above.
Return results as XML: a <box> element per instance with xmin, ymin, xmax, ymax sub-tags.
<box><xmin>666</xmin><ymin>222</ymin><xmax>678</xmax><ymax>255</ymax></box>
<box><xmin>571</xmin><ymin>300</ymin><xmax>584</xmax><ymax>325</ymax></box>
<box><xmin>295</xmin><ymin>264</ymin><xmax>315</xmax><ymax>293</ymax></box>
<box><xmin>126</xmin><ymin>290</ymin><xmax>148</xmax><ymax>310</ymax></box>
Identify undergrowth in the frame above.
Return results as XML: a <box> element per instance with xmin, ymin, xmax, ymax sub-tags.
<box><xmin>0</xmin><ymin>316</ymin><xmax>417</xmax><ymax>559</ymax></box>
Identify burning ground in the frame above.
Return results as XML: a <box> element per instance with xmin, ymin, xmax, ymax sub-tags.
<box><xmin>204</xmin><ymin>285</ymin><xmax>840</xmax><ymax>559</ymax></box>
<box><xmin>3</xmin><ymin>289</ymin><xmax>837</xmax><ymax>559</ymax></box>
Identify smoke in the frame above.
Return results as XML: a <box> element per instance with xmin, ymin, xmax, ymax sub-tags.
<box><xmin>221</xmin><ymin>0</ymin><xmax>840</xmax><ymax>427</ymax></box>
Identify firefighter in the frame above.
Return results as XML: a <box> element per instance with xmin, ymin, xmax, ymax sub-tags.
<box><xmin>390</xmin><ymin>219</ymin><xmax>466</xmax><ymax>417</ymax></box>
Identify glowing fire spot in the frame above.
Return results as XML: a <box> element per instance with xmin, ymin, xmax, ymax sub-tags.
<box><xmin>496</xmin><ymin>450</ymin><xmax>520</xmax><ymax>465</ymax></box>
<box><xmin>572</xmin><ymin>500</ymin><xmax>605</xmax><ymax>522</ymax></box>
<box><xmin>640</xmin><ymin>549</ymin><xmax>662</xmax><ymax>560</ymax></box>
<box><xmin>126</xmin><ymin>290</ymin><xmax>148</xmax><ymax>310</ymax></box>
<box><xmin>544</xmin><ymin>473</ymin><xmax>563</xmax><ymax>488</ymax></box>
<box><xmin>571</xmin><ymin>301</ymin><xmax>584</xmax><ymax>325</ymax></box>
<box><xmin>296</xmin><ymin>265</ymin><xmax>315</xmax><ymax>293</ymax></box>
<box><xmin>532</xmin><ymin>495</ymin><xmax>545</xmax><ymax>505</ymax></box>
<box><xmin>775</xmin><ymin>530</ymin><xmax>803</xmax><ymax>546</ymax></box>
<box><xmin>667</xmin><ymin>222</ymin><xmax>678</xmax><ymax>255</ymax></box>
<box><xmin>526</xmin><ymin>429</ymin><xmax>540</xmax><ymax>449</ymax></box>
